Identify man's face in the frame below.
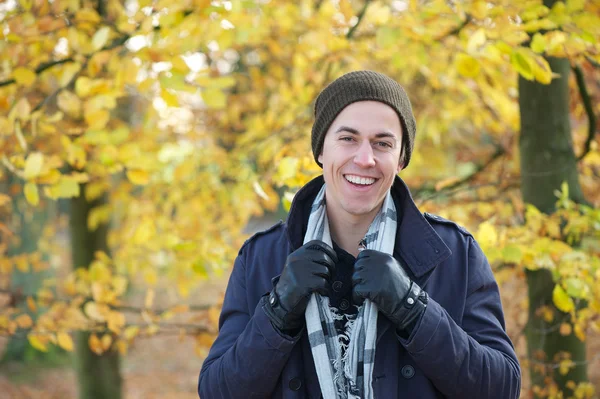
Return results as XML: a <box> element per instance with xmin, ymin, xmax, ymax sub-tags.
<box><xmin>318</xmin><ymin>101</ymin><xmax>403</xmax><ymax>222</ymax></box>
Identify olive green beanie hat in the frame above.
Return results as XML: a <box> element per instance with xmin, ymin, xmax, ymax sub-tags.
<box><xmin>311</xmin><ymin>70</ymin><xmax>416</xmax><ymax>169</ymax></box>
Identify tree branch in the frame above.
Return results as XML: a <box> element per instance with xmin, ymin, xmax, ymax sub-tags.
<box><xmin>413</xmin><ymin>145</ymin><xmax>506</xmax><ymax>203</ymax></box>
<box><xmin>435</xmin><ymin>13</ymin><xmax>472</xmax><ymax>41</ymax></box>
<box><xmin>347</xmin><ymin>0</ymin><xmax>372</xmax><ymax>40</ymax></box>
<box><xmin>0</xmin><ymin>34</ymin><xmax>130</xmax><ymax>89</ymax></box>
<box><xmin>585</xmin><ymin>55</ymin><xmax>600</xmax><ymax>68</ymax></box>
<box><xmin>573</xmin><ymin>64</ymin><xmax>597</xmax><ymax>161</ymax></box>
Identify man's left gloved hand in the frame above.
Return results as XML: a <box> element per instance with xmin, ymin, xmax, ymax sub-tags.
<box><xmin>352</xmin><ymin>250</ymin><xmax>427</xmax><ymax>336</ymax></box>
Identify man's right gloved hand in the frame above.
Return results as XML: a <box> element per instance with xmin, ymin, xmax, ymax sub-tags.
<box><xmin>264</xmin><ymin>240</ymin><xmax>337</xmax><ymax>334</ymax></box>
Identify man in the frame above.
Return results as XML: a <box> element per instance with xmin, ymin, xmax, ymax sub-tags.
<box><xmin>198</xmin><ymin>70</ymin><xmax>521</xmax><ymax>398</ymax></box>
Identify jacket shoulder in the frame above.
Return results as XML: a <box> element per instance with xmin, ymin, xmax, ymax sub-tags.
<box><xmin>239</xmin><ymin>220</ymin><xmax>286</xmax><ymax>253</ymax></box>
<box><xmin>423</xmin><ymin>212</ymin><xmax>473</xmax><ymax>238</ymax></box>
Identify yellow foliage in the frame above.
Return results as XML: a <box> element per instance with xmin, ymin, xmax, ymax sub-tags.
<box><xmin>126</xmin><ymin>169</ymin><xmax>150</xmax><ymax>185</ymax></box>
<box><xmin>24</xmin><ymin>182</ymin><xmax>39</xmax><ymax>206</ymax></box>
<box><xmin>57</xmin><ymin>332</ymin><xmax>74</xmax><ymax>351</ymax></box>
<box><xmin>88</xmin><ymin>333</ymin><xmax>105</xmax><ymax>355</ymax></box>
<box><xmin>28</xmin><ymin>333</ymin><xmax>49</xmax><ymax>352</ymax></box>
<box><xmin>553</xmin><ymin>285</ymin><xmax>575</xmax><ymax>314</ymax></box>
<box><xmin>13</xmin><ymin>67</ymin><xmax>37</xmax><ymax>87</ymax></box>
<box><xmin>15</xmin><ymin>314</ymin><xmax>33</xmax><ymax>329</ymax></box>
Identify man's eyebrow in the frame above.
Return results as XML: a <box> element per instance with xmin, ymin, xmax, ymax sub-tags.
<box><xmin>335</xmin><ymin>126</ymin><xmax>359</xmax><ymax>135</ymax></box>
<box><xmin>335</xmin><ymin>126</ymin><xmax>398</xmax><ymax>141</ymax></box>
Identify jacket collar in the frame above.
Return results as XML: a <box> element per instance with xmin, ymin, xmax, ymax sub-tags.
<box><xmin>285</xmin><ymin>175</ymin><xmax>452</xmax><ymax>280</ymax></box>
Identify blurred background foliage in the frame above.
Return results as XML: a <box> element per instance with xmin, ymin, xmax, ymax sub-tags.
<box><xmin>0</xmin><ymin>0</ymin><xmax>599</xmax><ymax>398</ymax></box>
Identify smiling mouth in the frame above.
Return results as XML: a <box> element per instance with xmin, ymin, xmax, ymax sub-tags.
<box><xmin>344</xmin><ymin>174</ymin><xmax>377</xmax><ymax>186</ymax></box>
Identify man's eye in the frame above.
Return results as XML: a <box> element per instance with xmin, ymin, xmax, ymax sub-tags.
<box><xmin>376</xmin><ymin>142</ymin><xmax>392</xmax><ymax>148</ymax></box>
<box><xmin>340</xmin><ymin>136</ymin><xmax>354</xmax><ymax>142</ymax></box>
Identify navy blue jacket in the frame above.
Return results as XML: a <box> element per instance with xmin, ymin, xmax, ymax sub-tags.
<box><xmin>199</xmin><ymin>176</ymin><xmax>521</xmax><ymax>398</ymax></box>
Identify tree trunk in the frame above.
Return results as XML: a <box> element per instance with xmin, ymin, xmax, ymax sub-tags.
<box><xmin>519</xmin><ymin>54</ymin><xmax>588</xmax><ymax>393</ymax></box>
<box><xmin>70</xmin><ymin>190</ymin><xmax>122</xmax><ymax>399</ymax></box>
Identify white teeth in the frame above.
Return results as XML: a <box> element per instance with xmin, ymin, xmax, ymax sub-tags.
<box><xmin>345</xmin><ymin>175</ymin><xmax>375</xmax><ymax>185</ymax></box>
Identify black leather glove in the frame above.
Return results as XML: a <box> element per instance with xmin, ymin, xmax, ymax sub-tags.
<box><xmin>264</xmin><ymin>240</ymin><xmax>337</xmax><ymax>334</ymax></box>
<box><xmin>352</xmin><ymin>250</ymin><xmax>427</xmax><ymax>336</ymax></box>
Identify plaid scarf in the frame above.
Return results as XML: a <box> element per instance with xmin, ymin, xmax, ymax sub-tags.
<box><xmin>304</xmin><ymin>184</ymin><xmax>397</xmax><ymax>399</ymax></box>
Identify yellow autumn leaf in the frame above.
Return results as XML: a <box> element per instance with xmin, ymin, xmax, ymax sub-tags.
<box><xmin>530</xmin><ymin>33</ymin><xmax>547</xmax><ymax>54</ymax></box>
<box><xmin>455</xmin><ymin>54</ymin><xmax>480</xmax><ymax>78</ymax></box>
<box><xmin>84</xmin><ymin>302</ymin><xmax>106</xmax><ymax>322</ymax></box>
<box><xmin>15</xmin><ymin>314</ymin><xmax>33</xmax><ymax>329</ymax></box>
<box><xmin>88</xmin><ymin>334</ymin><xmax>104</xmax><ymax>354</ymax></box>
<box><xmin>202</xmin><ymin>88</ymin><xmax>227</xmax><ymax>109</ymax></box>
<box><xmin>553</xmin><ymin>284</ymin><xmax>575</xmax><ymax>313</ymax></box>
<box><xmin>467</xmin><ymin>29</ymin><xmax>486</xmax><ymax>54</ymax></box>
<box><xmin>57</xmin><ymin>90</ymin><xmax>83</xmax><ymax>118</ymax></box>
<box><xmin>24</xmin><ymin>182</ymin><xmax>39</xmax><ymax>206</ymax></box>
<box><xmin>13</xmin><ymin>67</ymin><xmax>37</xmax><ymax>87</ymax></box>
<box><xmin>24</xmin><ymin>152</ymin><xmax>44</xmax><ymax>179</ymax></box>
<box><xmin>92</xmin><ymin>26</ymin><xmax>111</xmax><ymax>51</ymax></box>
<box><xmin>107</xmin><ymin>311</ymin><xmax>125</xmax><ymax>334</ymax></box>
<box><xmin>559</xmin><ymin>359</ymin><xmax>575</xmax><ymax>376</ymax></box>
<box><xmin>124</xmin><ymin>326</ymin><xmax>139</xmax><ymax>340</ymax></box>
<box><xmin>116</xmin><ymin>340</ymin><xmax>128</xmax><ymax>355</ymax></box>
<box><xmin>0</xmin><ymin>193</ymin><xmax>10</xmax><ymax>207</ymax></box>
<box><xmin>196</xmin><ymin>76</ymin><xmax>237</xmax><ymax>89</ymax></box>
<box><xmin>511</xmin><ymin>48</ymin><xmax>534</xmax><ymax>81</ymax></box>
<box><xmin>59</xmin><ymin>62</ymin><xmax>83</xmax><ymax>87</ymax></box>
<box><xmin>161</xmin><ymin>88</ymin><xmax>179</xmax><ymax>107</ymax></box>
<box><xmin>84</xmin><ymin>109</ymin><xmax>110</xmax><ymax>129</ymax></box>
<box><xmin>44</xmin><ymin>177</ymin><xmax>80</xmax><ymax>199</ymax></box>
<box><xmin>559</xmin><ymin>323</ymin><xmax>572</xmax><ymax>336</ymax></box>
<box><xmin>12</xmin><ymin>98</ymin><xmax>31</xmax><ymax>121</ymax></box>
<box><xmin>196</xmin><ymin>332</ymin><xmax>216</xmax><ymax>348</ymax></box>
<box><xmin>15</xmin><ymin>256</ymin><xmax>29</xmax><ymax>272</ymax></box>
<box><xmin>75</xmin><ymin>76</ymin><xmax>92</xmax><ymax>97</ymax></box>
<box><xmin>26</xmin><ymin>296</ymin><xmax>37</xmax><ymax>312</ymax></box>
<box><xmin>57</xmin><ymin>332</ymin><xmax>74</xmax><ymax>351</ymax></box>
<box><xmin>574</xmin><ymin>322</ymin><xmax>586</xmax><ymax>342</ymax></box>
<box><xmin>531</xmin><ymin>55</ymin><xmax>553</xmax><ymax>84</ymax></box>
<box><xmin>28</xmin><ymin>334</ymin><xmax>49</xmax><ymax>352</ymax></box>
<box><xmin>101</xmin><ymin>334</ymin><xmax>113</xmax><ymax>350</ymax></box>
<box><xmin>126</xmin><ymin>169</ymin><xmax>150</xmax><ymax>185</ymax></box>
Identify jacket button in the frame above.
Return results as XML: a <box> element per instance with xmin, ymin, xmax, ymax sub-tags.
<box><xmin>339</xmin><ymin>299</ymin><xmax>350</xmax><ymax>310</ymax></box>
<box><xmin>401</xmin><ymin>365</ymin><xmax>415</xmax><ymax>379</ymax></box>
<box><xmin>289</xmin><ymin>377</ymin><xmax>302</xmax><ymax>391</ymax></box>
<box><xmin>332</xmin><ymin>281</ymin><xmax>343</xmax><ymax>292</ymax></box>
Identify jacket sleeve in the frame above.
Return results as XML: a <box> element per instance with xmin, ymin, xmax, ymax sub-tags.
<box><xmin>198</xmin><ymin>250</ymin><xmax>300</xmax><ymax>398</ymax></box>
<box><xmin>399</xmin><ymin>236</ymin><xmax>521</xmax><ymax>398</ymax></box>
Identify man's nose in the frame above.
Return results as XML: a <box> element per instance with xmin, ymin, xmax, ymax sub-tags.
<box><xmin>354</xmin><ymin>141</ymin><xmax>376</xmax><ymax>168</ymax></box>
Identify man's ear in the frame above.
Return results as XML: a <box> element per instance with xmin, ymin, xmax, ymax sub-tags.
<box><xmin>318</xmin><ymin>153</ymin><xmax>323</xmax><ymax>164</ymax></box>
<box><xmin>397</xmin><ymin>163</ymin><xmax>403</xmax><ymax>173</ymax></box>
